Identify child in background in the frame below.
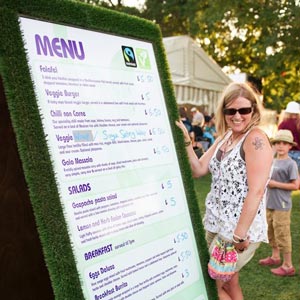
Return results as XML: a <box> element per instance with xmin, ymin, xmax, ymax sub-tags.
<box><xmin>259</xmin><ymin>129</ymin><xmax>299</xmax><ymax>276</ymax></box>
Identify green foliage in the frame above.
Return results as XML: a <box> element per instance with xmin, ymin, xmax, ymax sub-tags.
<box><xmin>96</xmin><ymin>0</ymin><xmax>300</xmax><ymax>112</ymax></box>
<box><xmin>77</xmin><ymin>0</ymin><xmax>143</xmax><ymax>15</ymax></box>
<box><xmin>197</xmin><ymin>1</ymin><xmax>300</xmax><ymax>111</ymax></box>
<box><xmin>141</xmin><ymin>0</ymin><xmax>207</xmax><ymax>37</ymax></box>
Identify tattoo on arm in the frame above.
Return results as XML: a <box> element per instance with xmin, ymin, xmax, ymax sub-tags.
<box><xmin>252</xmin><ymin>137</ymin><xmax>264</xmax><ymax>150</ymax></box>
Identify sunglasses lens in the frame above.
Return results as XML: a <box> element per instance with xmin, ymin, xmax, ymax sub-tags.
<box><xmin>223</xmin><ymin>107</ymin><xmax>252</xmax><ymax>115</ymax></box>
<box><xmin>239</xmin><ymin>107</ymin><xmax>252</xmax><ymax>114</ymax></box>
<box><xmin>223</xmin><ymin>108</ymin><xmax>236</xmax><ymax>115</ymax></box>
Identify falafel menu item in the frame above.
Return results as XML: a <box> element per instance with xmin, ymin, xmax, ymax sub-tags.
<box><xmin>19</xmin><ymin>17</ymin><xmax>208</xmax><ymax>300</ymax></box>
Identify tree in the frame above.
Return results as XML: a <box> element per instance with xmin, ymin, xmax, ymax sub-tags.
<box><xmin>141</xmin><ymin>0</ymin><xmax>300</xmax><ymax>111</ymax></box>
<box><xmin>141</xmin><ymin>0</ymin><xmax>207</xmax><ymax>37</ymax></box>
<box><xmin>77</xmin><ymin>0</ymin><xmax>300</xmax><ymax>111</ymax></box>
<box><xmin>77</xmin><ymin>0</ymin><xmax>142</xmax><ymax>15</ymax></box>
<box><xmin>196</xmin><ymin>0</ymin><xmax>300</xmax><ymax>111</ymax></box>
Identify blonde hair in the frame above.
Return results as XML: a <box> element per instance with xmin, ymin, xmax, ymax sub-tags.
<box><xmin>215</xmin><ymin>82</ymin><xmax>262</xmax><ymax>136</ymax></box>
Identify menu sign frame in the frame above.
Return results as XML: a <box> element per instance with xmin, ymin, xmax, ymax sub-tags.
<box><xmin>0</xmin><ymin>1</ymin><xmax>215</xmax><ymax>300</ymax></box>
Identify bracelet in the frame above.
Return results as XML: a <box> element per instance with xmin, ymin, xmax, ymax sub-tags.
<box><xmin>233</xmin><ymin>233</ymin><xmax>248</xmax><ymax>243</ymax></box>
<box><xmin>232</xmin><ymin>237</ymin><xmax>242</xmax><ymax>243</ymax></box>
<box><xmin>184</xmin><ymin>140</ymin><xmax>192</xmax><ymax>147</ymax></box>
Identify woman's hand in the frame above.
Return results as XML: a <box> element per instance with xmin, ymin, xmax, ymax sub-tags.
<box><xmin>233</xmin><ymin>237</ymin><xmax>250</xmax><ymax>253</ymax></box>
<box><xmin>175</xmin><ymin>120</ymin><xmax>191</xmax><ymax>142</ymax></box>
<box><xmin>175</xmin><ymin>119</ymin><xmax>215</xmax><ymax>178</ymax></box>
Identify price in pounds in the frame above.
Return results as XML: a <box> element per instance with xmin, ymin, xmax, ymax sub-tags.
<box><xmin>141</xmin><ymin>92</ymin><xmax>150</xmax><ymax>101</ymax></box>
<box><xmin>137</xmin><ymin>74</ymin><xmax>145</xmax><ymax>82</ymax></box>
<box><xmin>137</xmin><ymin>74</ymin><xmax>154</xmax><ymax>83</ymax></box>
<box><xmin>178</xmin><ymin>250</ymin><xmax>192</xmax><ymax>262</ymax></box>
<box><xmin>164</xmin><ymin>196</ymin><xmax>176</xmax><ymax>206</ymax></box>
<box><xmin>181</xmin><ymin>268</ymin><xmax>190</xmax><ymax>278</ymax></box>
<box><xmin>149</xmin><ymin>127</ymin><xmax>165</xmax><ymax>136</ymax></box>
<box><xmin>153</xmin><ymin>145</ymin><xmax>170</xmax><ymax>155</ymax></box>
<box><xmin>174</xmin><ymin>231</ymin><xmax>189</xmax><ymax>243</ymax></box>
<box><xmin>145</xmin><ymin>108</ymin><xmax>161</xmax><ymax>117</ymax></box>
<box><xmin>161</xmin><ymin>179</ymin><xmax>173</xmax><ymax>190</ymax></box>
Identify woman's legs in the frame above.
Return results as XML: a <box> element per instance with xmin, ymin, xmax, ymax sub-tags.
<box><xmin>227</xmin><ymin>273</ymin><xmax>243</xmax><ymax>300</ymax></box>
<box><xmin>216</xmin><ymin>273</ymin><xmax>243</xmax><ymax>300</ymax></box>
<box><xmin>216</xmin><ymin>280</ymin><xmax>232</xmax><ymax>300</ymax></box>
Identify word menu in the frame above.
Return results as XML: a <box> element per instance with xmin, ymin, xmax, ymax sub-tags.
<box><xmin>19</xmin><ymin>17</ymin><xmax>208</xmax><ymax>300</ymax></box>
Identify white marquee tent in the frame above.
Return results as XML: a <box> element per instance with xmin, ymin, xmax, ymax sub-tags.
<box><xmin>163</xmin><ymin>35</ymin><xmax>232</xmax><ymax>114</ymax></box>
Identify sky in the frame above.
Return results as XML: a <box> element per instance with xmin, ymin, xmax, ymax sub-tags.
<box><xmin>120</xmin><ymin>0</ymin><xmax>145</xmax><ymax>8</ymax></box>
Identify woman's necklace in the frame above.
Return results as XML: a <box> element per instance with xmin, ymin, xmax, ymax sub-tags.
<box><xmin>222</xmin><ymin>132</ymin><xmax>243</xmax><ymax>157</ymax></box>
<box><xmin>220</xmin><ymin>132</ymin><xmax>243</xmax><ymax>167</ymax></box>
<box><xmin>227</xmin><ymin>132</ymin><xmax>242</xmax><ymax>147</ymax></box>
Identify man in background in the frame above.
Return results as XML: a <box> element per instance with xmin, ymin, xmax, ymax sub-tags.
<box><xmin>191</xmin><ymin>107</ymin><xmax>204</xmax><ymax>128</ymax></box>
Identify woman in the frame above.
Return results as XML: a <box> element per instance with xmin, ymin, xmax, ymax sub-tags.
<box><xmin>176</xmin><ymin>82</ymin><xmax>273</xmax><ymax>300</ymax></box>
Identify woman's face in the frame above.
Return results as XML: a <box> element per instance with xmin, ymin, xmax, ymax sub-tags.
<box><xmin>224</xmin><ymin>97</ymin><xmax>253</xmax><ymax>133</ymax></box>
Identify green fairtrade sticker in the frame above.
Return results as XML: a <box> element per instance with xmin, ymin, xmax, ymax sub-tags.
<box><xmin>136</xmin><ymin>48</ymin><xmax>151</xmax><ymax>69</ymax></box>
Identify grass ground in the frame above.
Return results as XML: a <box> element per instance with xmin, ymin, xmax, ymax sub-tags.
<box><xmin>194</xmin><ymin>175</ymin><xmax>300</xmax><ymax>300</ymax></box>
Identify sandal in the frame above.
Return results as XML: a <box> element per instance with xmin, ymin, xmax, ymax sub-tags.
<box><xmin>271</xmin><ymin>266</ymin><xmax>295</xmax><ymax>277</ymax></box>
<box><xmin>259</xmin><ymin>256</ymin><xmax>281</xmax><ymax>266</ymax></box>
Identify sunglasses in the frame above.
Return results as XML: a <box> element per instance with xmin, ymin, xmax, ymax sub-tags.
<box><xmin>223</xmin><ymin>107</ymin><xmax>253</xmax><ymax>115</ymax></box>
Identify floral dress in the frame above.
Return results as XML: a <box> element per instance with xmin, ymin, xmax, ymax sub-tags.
<box><xmin>203</xmin><ymin>131</ymin><xmax>268</xmax><ymax>243</ymax></box>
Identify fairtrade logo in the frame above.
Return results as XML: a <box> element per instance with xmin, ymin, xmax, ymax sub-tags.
<box><xmin>122</xmin><ymin>46</ymin><xmax>137</xmax><ymax>67</ymax></box>
<box><xmin>136</xmin><ymin>48</ymin><xmax>151</xmax><ymax>69</ymax></box>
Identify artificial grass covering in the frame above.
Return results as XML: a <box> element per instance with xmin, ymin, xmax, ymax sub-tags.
<box><xmin>0</xmin><ymin>0</ymin><xmax>216</xmax><ymax>299</ymax></box>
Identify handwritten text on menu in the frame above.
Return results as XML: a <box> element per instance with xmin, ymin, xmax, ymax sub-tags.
<box><xmin>19</xmin><ymin>17</ymin><xmax>208</xmax><ymax>300</ymax></box>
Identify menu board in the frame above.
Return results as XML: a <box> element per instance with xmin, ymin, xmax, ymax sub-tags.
<box><xmin>19</xmin><ymin>17</ymin><xmax>208</xmax><ymax>300</ymax></box>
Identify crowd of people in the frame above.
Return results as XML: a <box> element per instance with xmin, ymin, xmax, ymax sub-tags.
<box><xmin>176</xmin><ymin>83</ymin><xmax>300</xmax><ymax>300</ymax></box>
<box><xmin>178</xmin><ymin>106</ymin><xmax>217</xmax><ymax>158</ymax></box>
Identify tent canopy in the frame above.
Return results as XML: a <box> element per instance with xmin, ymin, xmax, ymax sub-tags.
<box><xmin>163</xmin><ymin>35</ymin><xmax>231</xmax><ymax>113</ymax></box>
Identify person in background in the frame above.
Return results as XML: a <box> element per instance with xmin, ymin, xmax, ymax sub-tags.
<box><xmin>176</xmin><ymin>82</ymin><xmax>273</xmax><ymax>300</ymax></box>
<box><xmin>179</xmin><ymin>106</ymin><xmax>204</xmax><ymax>157</ymax></box>
<box><xmin>203</xmin><ymin>115</ymin><xmax>217</xmax><ymax>146</ymax></box>
<box><xmin>191</xmin><ymin>107</ymin><xmax>205</xmax><ymax>128</ymax></box>
<box><xmin>278</xmin><ymin>101</ymin><xmax>300</xmax><ymax>172</ymax></box>
<box><xmin>209</xmin><ymin>113</ymin><xmax>217</xmax><ymax>138</ymax></box>
<box><xmin>191</xmin><ymin>107</ymin><xmax>210</xmax><ymax>151</ymax></box>
<box><xmin>179</xmin><ymin>106</ymin><xmax>193</xmax><ymax>136</ymax></box>
<box><xmin>259</xmin><ymin>129</ymin><xmax>298</xmax><ymax>276</ymax></box>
